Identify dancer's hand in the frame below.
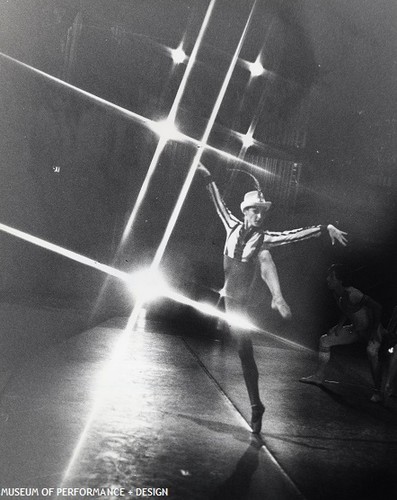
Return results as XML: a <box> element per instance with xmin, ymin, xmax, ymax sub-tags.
<box><xmin>197</xmin><ymin>163</ymin><xmax>211</xmax><ymax>178</ymax></box>
<box><xmin>327</xmin><ymin>224</ymin><xmax>348</xmax><ymax>246</ymax></box>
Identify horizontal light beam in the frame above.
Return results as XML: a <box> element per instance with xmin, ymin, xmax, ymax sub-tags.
<box><xmin>0</xmin><ymin>221</ymin><xmax>256</xmax><ymax>330</ymax></box>
<box><xmin>0</xmin><ymin>222</ymin><xmax>128</xmax><ymax>281</ymax></box>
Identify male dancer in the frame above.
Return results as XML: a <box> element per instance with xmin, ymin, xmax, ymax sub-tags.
<box><xmin>300</xmin><ymin>264</ymin><xmax>386</xmax><ymax>402</ymax></box>
<box><xmin>197</xmin><ymin>164</ymin><xmax>347</xmax><ymax>432</ymax></box>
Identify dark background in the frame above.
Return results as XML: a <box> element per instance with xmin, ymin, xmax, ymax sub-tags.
<box><xmin>0</xmin><ymin>0</ymin><xmax>396</xmax><ymax>346</ymax></box>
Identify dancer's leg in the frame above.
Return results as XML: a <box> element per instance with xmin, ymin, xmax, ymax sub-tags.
<box><xmin>226</xmin><ymin>294</ymin><xmax>264</xmax><ymax>433</ymax></box>
<box><xmin>235</xmin><ymin>331</ymin><xmax>265</xmax><ymax>433</ymax></box>
<box><xmin>236</xmin><ymin>332</ymin><xmax>261</xmax><ymax>405</ymax></box>
<box><xmin>300</xmin><ymin>325</ymin><xmax>359</xmax><ymax>385</ymax></box>
<box><xmin>385</xmin><ymin>348</ymin><xmax>397</xmax><ymax>397</ymax></box>
<box><xmin>366</xmin><ymin>338</ymin><xmax>386</xmax><ymax>402</ymax></box>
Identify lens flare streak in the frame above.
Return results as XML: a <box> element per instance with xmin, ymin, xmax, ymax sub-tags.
<box><xmin>119</xmin><ymin>0</ymin><xmax>217</xmax><ymax>247</ymax></box>
<box><xmin>0</xmin><ymin>221</ymin><xmax>257</xmax><ymax>331</ymax></box>
<box><xmin>151</xmin><ymin>0</ymin><xmax>258</xmax><ymax>273</ymax></box>
<box><xmin>0</xmin><ymin>222</ymin><xmax>127</xmax><ymax>281</ymax></box>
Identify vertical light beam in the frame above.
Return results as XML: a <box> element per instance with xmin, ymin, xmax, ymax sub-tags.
<box><xmin>119</xmin><ymin>0</ymin><xmax>218</xmax><ymax>247</ymax></box>
<box><xmin>125</xmin><ymin>0</ymin><xmax>258</xmax><ymax>332</ymax></box>
<box><xmin>151</xmin><ymin>0</ymin><xmax>258</xmax><ymax>271</ymax></box>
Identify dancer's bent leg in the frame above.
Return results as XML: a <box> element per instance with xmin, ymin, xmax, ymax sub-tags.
<box><xmin>259</xmin><ymin>250</ymin><xmax>291</xmax><ymax>319</ymax></box>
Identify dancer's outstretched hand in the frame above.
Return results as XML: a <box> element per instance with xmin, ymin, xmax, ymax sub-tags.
<box><xmin>327</xmin><ymin>224</ymin><xmax>348</xmax><ymax>246</ymax></box>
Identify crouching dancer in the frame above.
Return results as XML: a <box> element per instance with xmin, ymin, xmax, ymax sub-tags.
<box><xmin>197</xmin><ymin>164</ymin><xmax>347</xmax><ymax>433</ymax></box>
<box><xmin>300</xmin><ymin>264</ymin><xmax>386</xmax><ymax>402</ymax></box>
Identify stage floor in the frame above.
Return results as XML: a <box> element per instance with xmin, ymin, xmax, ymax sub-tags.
<box><xmin>0</xmin><ymin>316</ymin><xmax>396</xmax><ymax>500</ymax></box>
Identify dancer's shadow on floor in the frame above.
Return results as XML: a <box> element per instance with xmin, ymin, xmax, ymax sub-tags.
<box><xmin>209</xmin><ymin>436</ymin><xmax>263</xmax><ymax>500</ymax></box>
<box><xmin>318</xmin><ymin>384</ymin><xmax>397</xmax><ymax>425</ymax></box>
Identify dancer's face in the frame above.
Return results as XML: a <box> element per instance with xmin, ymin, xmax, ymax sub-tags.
<box><xmin>244</xmin><ymin>206</ymin><xmax>268</xmax><ymax>228</ymax></box>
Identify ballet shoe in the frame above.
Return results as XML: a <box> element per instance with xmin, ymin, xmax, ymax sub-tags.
<box><xmin>251</xmin><ymin>403</ymin><xmax>265</xmax><ymax>434</ymax></box>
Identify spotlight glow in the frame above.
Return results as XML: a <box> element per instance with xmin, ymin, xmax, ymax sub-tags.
<box><xmin>151</xmin><ymin>119</ymin><xmax>182</xmax><ymax>142</ymax></box>
<box><xmin>240</xmin><ymin>130</ymin><xmax>255</xmax><ymax>149</ymax></box>
<box><xmin>171</xmin><ymin>46</ymin><xmax>187</xmax><ymax>64</ymax></box>
<box><xmin>127</xmin><ymin>268</ymin><xmax>169</xmax><ymax>304</ymax></box>
<box><xmin>248</xmin><ymin>58</ymin><xmax>265</xmax><ymax>77</ymax></box>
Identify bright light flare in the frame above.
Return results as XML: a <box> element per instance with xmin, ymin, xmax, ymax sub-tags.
<box><xmin>239</xmin><ymin>130</ymin><xmax>255</xmax><ymax>149</ymax></box>
<box><xmin>125</xmin><ymin>268</ymin><xmax>256</xmax><ymax>331</ymax></box>
<box><xmin>171</xmin><ymin>46</ymin><xmax>187</xmax><ymax>64</ymax></box>
<box><xmin>248</xmin><ymin>58</ymin><xmax>265</xmax><ymax>77</ymax></box>
<box><xmin>127</xmin><ymin>268</ymin><xmax>169</xmax><ymax>304</ymax></box>
<box><xmin>151</xmin><ymin>118</ymin><xmax>182</xmax><ymax>142</ymax></box>
<box><xmin>240</xmin><ymin>55</ymin><xmax>265</xmax><ymax>78</ymax></box>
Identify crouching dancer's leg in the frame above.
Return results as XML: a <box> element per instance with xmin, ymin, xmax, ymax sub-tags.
<box><xmin>300</xmin><ymin>325</ymin><xmax>358</xmax><ymax>385</ymax></box>
<box><xmin>367</xmin><ymin>338</ymin><xmax>383</xmax><ymax>402</ymax></box>
<box><xmin>385</xmin><ymin>347</ymin><xmax>397</xmax><ymax>400</ymax></box>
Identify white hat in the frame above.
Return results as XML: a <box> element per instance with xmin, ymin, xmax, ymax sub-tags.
<box><xmin>240</xmin><ymin>190</ymin><xmax>272</xmax><ymax>213</ymax></box>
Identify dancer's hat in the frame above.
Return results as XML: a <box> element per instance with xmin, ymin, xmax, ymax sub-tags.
<box><xmin>240</xmin><ymin>191</ymin><xmax>272</xmax><ymax>213</ymax></box>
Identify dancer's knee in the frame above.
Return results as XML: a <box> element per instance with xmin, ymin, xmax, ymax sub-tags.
<box><xmin>260</xmin><ymin>249</ymin><xmax>272</xmax><ymax>264</ymax></box>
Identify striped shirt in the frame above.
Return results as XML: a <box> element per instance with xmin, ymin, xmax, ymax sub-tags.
<box><xmin>205</xmin><ymin>178</ymin><xmax>325</xmax><ymax>263</ymax></box>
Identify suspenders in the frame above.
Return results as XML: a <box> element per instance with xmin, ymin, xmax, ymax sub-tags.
<box><xmin>251</xmin><ymin>232</ymin><xmax>265</xmax><ymax>260</ymax></box>
<box><xmin>227</xmin><ymin>224</ymin><xmax>265</xmax><ymax>262</ymax></box>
